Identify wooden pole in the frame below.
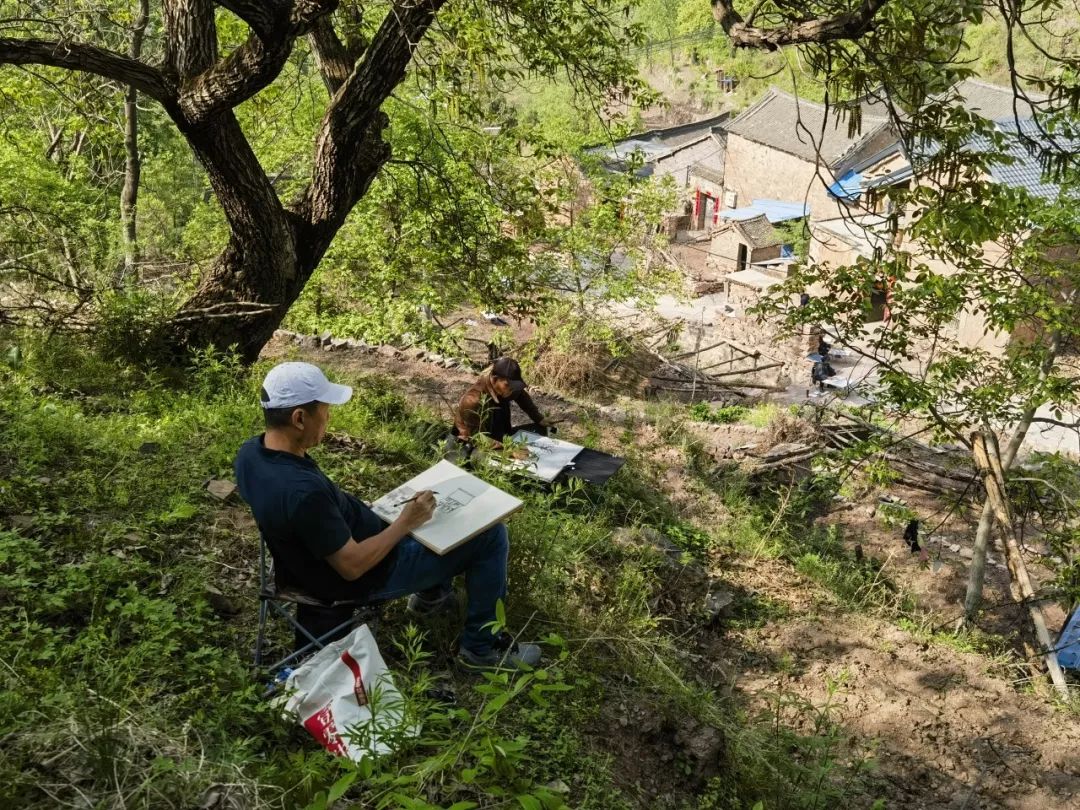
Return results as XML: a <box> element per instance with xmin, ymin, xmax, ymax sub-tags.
<box><xmin>965</xmin><ymin>328</ymin><xmax>1062</xmax><ymax>621</ymax></box>
<box><xmin>971</xmin><ymin>431</ymin><xmax>1070</xmax><ymax>699</ymax></box>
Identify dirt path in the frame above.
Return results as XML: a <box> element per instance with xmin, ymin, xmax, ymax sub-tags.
<box><xmin>263</xmin><ymin>333</ymin><xmax>1079</xmax><ymax>809</ymax></box>
<box><xmin>737</xmin><ymin>615</ymin><xmax>1080</xmax><ymax>809</ymax></box>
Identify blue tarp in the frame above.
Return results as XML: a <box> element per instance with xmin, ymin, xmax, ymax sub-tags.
<box><xmin>719</xmin><ymin>199</ymin><xmax>809</xmax><ymax>223</ymax></box>
<box><xmin>1058</xmin><ymin>608</ymin><xmax>1080</xmax><ymax>670</ymax></box>
<box><xmin>828</xmin><ymin>169</ymin><xmax>863</xmax><ymax>200</ymax></box>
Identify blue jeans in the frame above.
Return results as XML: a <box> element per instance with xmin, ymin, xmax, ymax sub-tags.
<box><xmin>361</xmin><ymin>523</ymin><xmax>509</xmax><ymax>655</ymax></box>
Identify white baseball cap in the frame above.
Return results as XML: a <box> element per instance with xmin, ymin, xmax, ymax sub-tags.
<box><xmin>259</xmin><ymin>362</ymin><xmax>352</xmax><ymax>409</ymax></box>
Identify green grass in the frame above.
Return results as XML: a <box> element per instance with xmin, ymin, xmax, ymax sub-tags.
<box><xmin>0</xmin><ymin>335</ymin><xmax>891</xmax><ymax>809</ymax></box>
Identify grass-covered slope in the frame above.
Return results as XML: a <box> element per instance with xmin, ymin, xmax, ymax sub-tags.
<box><xmin>0</xmin><ymin>340</ymin><xmax>930</xmax><ymax>809</ymax></box>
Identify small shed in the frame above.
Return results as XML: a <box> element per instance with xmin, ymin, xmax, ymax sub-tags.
<box><xmin>708</xmin><ymin>213</ymin><xmax>782</xmax><ymax>276</ymax></box>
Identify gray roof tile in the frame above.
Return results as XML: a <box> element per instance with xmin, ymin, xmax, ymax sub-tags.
<box><xmin>954</xmin><ymin>78</ymin><xmax>1044</xmax><ymax>121</ymax></box>
<box><xmin>981</xmin><ymin>119</ymin><xmax>1078</xmax><ymax>200</ymax></box>
<box><xmin>722</xmin><ymin>88</ymin><xmax>887</xmax><ymax>165</ymax></box>
<box><xmin>730</xmin><ymin>213</ymin><xmax>782</xmax><ymax>249</ymax></box>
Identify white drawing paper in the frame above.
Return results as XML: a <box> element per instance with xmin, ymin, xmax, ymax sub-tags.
<box><xmin>370</xmin><ymin>460</ymin><xmax>523</xmax><ymax>555</ymax></box>
<box><xmin>493</xmin><ymin>431</ymin><xmax>584</xmax><ymax>482</ymax></box>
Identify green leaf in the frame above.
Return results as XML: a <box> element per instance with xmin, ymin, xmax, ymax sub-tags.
<box><xmin>481</xmin><ymin>690</ymin><xmax>512</xmax><ymax>718</ymax></box>
<box><xmin>516</xmin><ymin>795</ymin><xmax>543</xmax><ymax>810</ymax></box>
<box><xmin>327</xmin><ymin>772</ymin><xmax>357</xmax><ymax>803</ymax></box>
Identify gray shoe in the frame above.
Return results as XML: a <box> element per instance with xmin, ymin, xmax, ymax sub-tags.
<box><xmin>406</xmin><ymin>588</ymin><xmax>459</xmax><ymax>617</ymax></box>
<box><xmin>458</xmin><ymin>632</ymin><xmax>542</xmax><ymax>671</ymax></box>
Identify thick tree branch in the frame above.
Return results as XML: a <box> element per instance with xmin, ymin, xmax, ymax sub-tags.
<box><xmin>163</xmin><ymin>0</ymin><xmax>218</xmax><ymax>80</ymax></box>
<box><xmin>214</xmin><ymin>0</ymin><xmax>291</xmax><ymax>38</ymax></box>
<box><xmin>712</xmin><ymin>0</ymin><xmax>892</xmax><ymax>50</ymax></box>
<box><xmin>0</xmin><ymin>37</ymin><xmax>170</xmax><ymax>100</ymax></box>
<box><xmin>180</xmin><ymin>1</ymin><xmax>338</xmax><ymax>124</ymax></box>
<box><xmin>302</xmin><ymin>0</ymin><xmax>447</xmax><ymax>240</ymax></box>
<box><xmin>308</xmin><ymin>16</ymin><xmax>354</xmax><ymax>95</ymax></box>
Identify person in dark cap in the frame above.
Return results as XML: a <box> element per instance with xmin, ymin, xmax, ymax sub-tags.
<box><xmin>452</xmin><ymin>357</ymin><xmax>550</xmax><ymax>449</ymax></box>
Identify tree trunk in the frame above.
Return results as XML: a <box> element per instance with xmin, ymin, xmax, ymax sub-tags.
<box><xmin>962</xmin><ymin>415</ymin><xmax>1033</xmax><ymax>621</ymax></box>
<box><xmin>157</xmin><ymin>105</ymin><xmax>393</xmax><ymax>362</ymax></box>
<box><xmin>971</xmin><ymin>431</ymin><xmax>1069</xmax><ymax>699</ymax></box>
<box><xmin>118</xmin><ymin>0</ymin><xmax>150</xmax><ymax>286</ymax></box>
<box><xmin>161</xmin><ymin>0</ymin><xmax>443</xmax><ymax>362</ymax></box>
<box><xmin>963</xmin><ymin>329</ymin><xmax>1062</xmax><ymax>621</ymax></box>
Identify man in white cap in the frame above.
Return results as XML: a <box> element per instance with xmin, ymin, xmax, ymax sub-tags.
<box><xmin>235</xmin><ymin>361</ymin><xmax>540</xmax><ymax>670</ymax></box>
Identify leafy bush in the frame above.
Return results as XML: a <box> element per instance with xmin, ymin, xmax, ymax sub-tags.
<box><xmin>687</xmin><ymin>402</ymin><xmax>750</xmax><ymax>424</ymax></box>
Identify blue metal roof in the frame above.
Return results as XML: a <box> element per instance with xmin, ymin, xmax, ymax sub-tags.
<box><xmin>719</xmin><ymin>199</ymin><xmax>809</xmax><ymax>223</ymax></box>
<box><xmin>828</xmin><ymin>169</ymin><xmax>863</xmax><ymax>200</ymax></box>
<box><xmin>829</xmin><ymin>117</ymin><xmax>1078</xmax><ymax>201</ymax></box>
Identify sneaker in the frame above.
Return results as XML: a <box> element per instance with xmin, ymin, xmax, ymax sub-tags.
<box><xmin>457</xmin><ymin>631</ymin><xmax>542</xmax><ymax>671</ymax></box>
<box><xmin>406</xmin><ymin>587</ymin><xmax>460</xmax><ymax>617</ymax></box>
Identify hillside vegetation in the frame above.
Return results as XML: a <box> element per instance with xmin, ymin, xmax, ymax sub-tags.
<box><xmin>1</xmin><ymin>339</ymin><xmax>897</xmax><ymax>809</ymax></box>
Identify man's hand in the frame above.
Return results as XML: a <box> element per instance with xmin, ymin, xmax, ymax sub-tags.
<box><xmin>396</xmin><ymin>490</ymin><xmax>436</xmax><ymax>531</ymax></box>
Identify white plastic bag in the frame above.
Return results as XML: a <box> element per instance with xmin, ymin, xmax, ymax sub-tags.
<box><xmin>280</xmin><ymin>624</ymin><xmax>411</xmax><ymax>761</ymax></box>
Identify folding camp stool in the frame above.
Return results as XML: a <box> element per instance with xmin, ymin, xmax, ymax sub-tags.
<box><xmin>253</xmin><ymin>536</ymin><xmax>384</xmax><ymax>672</ymax></box>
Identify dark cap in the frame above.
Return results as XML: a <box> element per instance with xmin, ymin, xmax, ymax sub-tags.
<box><xmin>491</xmin><ymin>357</ymin><xmax>526</xmax><ymax>393</ymax></box>
<box><xmin>491</xmin><ymin>357</ymin><xmax>523</xmax><ymax>381</ymax></box>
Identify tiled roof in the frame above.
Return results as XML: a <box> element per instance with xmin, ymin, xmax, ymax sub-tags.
<box><xmin>979</xmin><ymin>119</ymin><xmax>1079</xmax><ymax>200</ymax></box>
<box><xmin>586</xmin><ymin>113</ymin><xmax>732</xmax><ymax>169</ymax></box>
<box><xmin>954</xmin><ymin>78</ymin><xmax>1045</xmax><ymax>121</ymax></box>
<box><xmin>733</xmin><ymin>213</ymin><xmax>782</xmax><ymax>249</ymax></box>
<box><xmin>723</xmin><ymin>88</ymin><xmax>888</xmax><ymax>165</ymax></box>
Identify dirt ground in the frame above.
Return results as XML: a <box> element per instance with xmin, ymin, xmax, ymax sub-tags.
<box><xmin>261</xmin><ymin>333</ymin><xmax>1079</xmax><ymax>809</ymax></box>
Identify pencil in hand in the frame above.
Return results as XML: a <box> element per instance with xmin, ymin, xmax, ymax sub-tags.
<box><xmin>398</xmin><ymin>490</ymin><xmax>435</xmax><ymax>506</ymax></box>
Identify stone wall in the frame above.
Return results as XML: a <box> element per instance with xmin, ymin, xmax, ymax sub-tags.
<box><xmin>722</xmin><ymin>134</ymin><xmax>842</xmax><ymax>220</ymax></box>
<box><xmin>708</xmin><ymin>227</ymin><xmax>744</xmax><ymax>274</ymax></box>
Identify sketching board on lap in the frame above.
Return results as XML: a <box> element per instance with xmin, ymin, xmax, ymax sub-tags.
<box><xmin>494</xmin><ymin>431</ymin><xmax>584</xmax><ymax>482</ymax></box>
<box><xmin>371</xmin><ymin>460</ymin><xmax>523</xmax><ymax>555</ymax></box>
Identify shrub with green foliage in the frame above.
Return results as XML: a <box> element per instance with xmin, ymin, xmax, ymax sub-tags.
<box><xmin>688</xmin><ymin>402</ymin><xmax>750</xmax><ymax>424</ymax></box>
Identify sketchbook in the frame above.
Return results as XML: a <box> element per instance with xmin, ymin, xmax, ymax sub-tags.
<box><xmin>494</xmin><ymin>431</ymin><xmax>584</xmax><ymax>483</ymax></box>
<box><xmin>370</xmin><ymin>460</ymin><xmax>523</xmax><ymax>555</ymax></box>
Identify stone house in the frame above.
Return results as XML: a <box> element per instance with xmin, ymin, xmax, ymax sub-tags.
<box><xmin>710</xmin><ymin>213</ymin><xmax>782</xmax><ymax>274</ymax></box>
<box><xmin>586</xmin><ymin>113</ymin><xmax>731</xmax><ymax>232</ymax></box>
<box><xmin>716</xmin><ymin>88</ymin><xmax>890</xmax><ymax>223</ymax></box>
<box><xmin>808</xmin><ymin>106</ymin><xmax>1072</xmax><ymax>354</ymax></box>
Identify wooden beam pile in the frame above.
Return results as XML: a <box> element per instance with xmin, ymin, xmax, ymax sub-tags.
<box><xmin>647</xmin><ymin>338</ymin><xmax>786</xmax><ymax>399</ymax></box>
<box><xmin>736</xmin><ymin>418</ymin><xmax>980</xmax><ymax>499</ymax></box>
<box><xmin>819</xmin><ymin>423</ymin><xmax>978</xmax><ymax>497</ymax></box>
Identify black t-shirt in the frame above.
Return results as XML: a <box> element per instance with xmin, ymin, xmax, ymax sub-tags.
<box><xmin>234</xmin><ymin>435</ymin><xmax>395</xmax><ymax>601</ymax></box>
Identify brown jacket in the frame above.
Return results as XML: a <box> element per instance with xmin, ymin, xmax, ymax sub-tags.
<box><xmin>454</xmin><ymin>374</ymin><xmax>543</xmax><ymax>441</ymax></box>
